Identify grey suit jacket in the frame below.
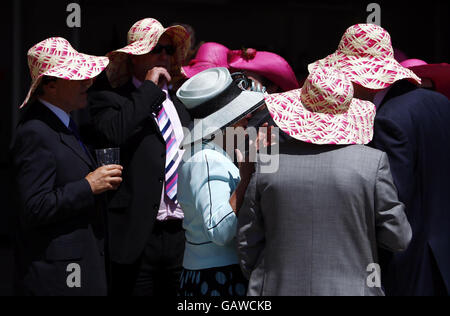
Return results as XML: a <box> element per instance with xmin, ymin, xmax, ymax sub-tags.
<box><xmin>237</xmin><ymin>141</ymin><xmax>412</xmax><ymax>296</ymax></box>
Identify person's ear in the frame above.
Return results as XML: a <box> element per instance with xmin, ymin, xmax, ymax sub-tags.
<box><xmin>42</xmin><ymin>79</ymin><xmax>58</xmax><ymax>96</ymax></box>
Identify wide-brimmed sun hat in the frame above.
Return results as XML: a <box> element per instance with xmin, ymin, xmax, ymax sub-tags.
<box><xmin>265</xmin><ymin>66</ymin><xmax>376</xmax><ymax>145</ymax></box>
<box><xmin>182</xmin><ymin>43</ymin><xmax>299</xmax><ymax>92</ymax></box>
<box><xmin>401</xmin><ymin>59</ymin><xmax>450</xmax><ymax>99</ymax></box>
<box><xmin>228</xmin><ymin>48</ymin><xmax>300</xmax><ymax>92</ymax></box>
<box><xmin>21</xmin><ymin>37</ymin><xmax>109</xmax><ymax>108</ymax></box>
<box><xmin>308</xmin><ymin>24</ymin><xmax>421</xmax><ymax>90</ymax></box>
<box><xmin>106</xmin><ymin>18</ymin><xmax>191</xmax><ymax>88</ymax></box>
<box><xmin>177</xmin><ymin>67</ymin><xmax>265</xmax><ymax>146</ymax></box>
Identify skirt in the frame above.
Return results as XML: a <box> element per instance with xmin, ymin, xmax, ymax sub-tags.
<box><xmin>179</xmin><ymin>264</ymin><xmax>248</xmax><ymax>297</ymax></box>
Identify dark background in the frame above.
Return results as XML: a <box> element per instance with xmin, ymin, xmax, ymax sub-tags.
<box><xmin>0</xmin><ymin>0</ymin><xmax>449</xmax><ymax>296</ymax></box>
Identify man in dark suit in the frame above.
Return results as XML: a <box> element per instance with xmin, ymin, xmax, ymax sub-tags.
<box><xmin>89</xmin><ymin>18</ymin><xmax>192</xmax><ymax>296</ymax></box>
<box><xmin>10</xmin><ymin>37</ymin><xmax>123</xmax><ymax>296</ymax></box>
<box><xmin>371</xmin><ymin>81</ymin><xmax>450</xmax><ymax>296</ymax></box>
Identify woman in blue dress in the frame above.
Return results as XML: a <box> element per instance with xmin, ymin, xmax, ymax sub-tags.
<box><xmin>176</xmin><ymin>68</ymin><xmax>266</xmax><ymax>296</ymax></box>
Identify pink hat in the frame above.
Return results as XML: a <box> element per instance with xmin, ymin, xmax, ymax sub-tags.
<box><xmin>21</xmin><ymin>37</ymin><xmax>109</xmax><ymax>108</ymax></box>
<box><xmin>182</xmin><ymin>43</ymin><xmax>299</xmax><ymax>92</ymax></box>
<box><xmin>107</xmin><ymin>18</ymin><xmax>191</xmax><ymax>88</ymax></box>
<box><xmin>309</xmin><ymin>24</ymin><xmax>421</xmax><ymax>90</ymax></box>
<box><xmin>265</xmin><ymin>66</ymin><xmax>376</xmax><ymax>145</ymax></box>
<box><xmin>401</xmin><ymin>59</ymin><xmax>450</xmax><ymax>99</ymax></box>
<box><xmin>400</xmin><ymin>59</ymin><xmax>427</xmax><ymax>68</ymax></box>
<box><xmin>181</xmin><ymin>42</ymin><xmax>230</xmax><ymax>78</ymax></box>
<box><xmin>228</xmin><ymin>48</ymin><xmax>300</xmax><ymax>92</ymax></box>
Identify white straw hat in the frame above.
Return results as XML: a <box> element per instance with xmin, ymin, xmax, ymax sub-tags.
<box><xmin>177</xmin><ymin>67</ymin><xmax>265</xmax><ymax>146</ymax></box>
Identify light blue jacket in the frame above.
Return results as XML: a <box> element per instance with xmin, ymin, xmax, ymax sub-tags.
<box><xmin>178</xmin><ymin>141</ymin><xmax>240</xmax><ymax>270</ymax></box>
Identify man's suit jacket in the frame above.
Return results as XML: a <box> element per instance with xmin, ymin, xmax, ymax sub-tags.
<box><xmin>10</xmin><ymin>102</ymin><xmax>107</xmax><ymax>296</ymax></box>
<box><xmin>371</xmin><ymin>82</ymin><xmax>450</xmax><ymax>296</ymax></box>
<box><xmin>88</xmin><ymin>80</ymin><xmax>191</xmax><ymax>264</ymax></box>
<box><xmin>237</xmin><ymin>141</ymin><xmax>412</xmax><ymax>296</ymax></box>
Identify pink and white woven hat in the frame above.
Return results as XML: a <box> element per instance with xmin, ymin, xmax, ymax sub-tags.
<box><xmin>107</xmin><ymin>18</ymin><xmax>190</xmax><ymax>88</ymax></box>
<box><xmin>308</xmin><ymin>24</ymin><xmax>421</xmax><ymax>90</ymax></box>
<box><xmin>21</xmin><ymin>37</ymin><xmax>109</xmax><ymax>108</ymax></box>
<box><xmin>265</xmin><ymin>66</ymin><xmax>376</xmax><ymax>145</ymax></box>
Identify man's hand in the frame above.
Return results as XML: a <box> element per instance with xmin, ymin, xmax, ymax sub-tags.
<box><xmin>235</xmin><ymin>149</ymin><xmax>255</xmax><ymax>182</ymax></box>
<box><xmin>85</xmin><ymin>165</ymin><xmax>123</xmax><ymax>195</ymax></box>
<box><xmin>230</xmin><ymin>149</ymin><xmax>254</xmax><ymax>216</ymax></box>
<box><xmin>145</xmin><ymin>67</ymin><xmax>172</xmax><ymax>88</ymax></box>
<box><xmin>252</xmin><ymin>123</ymin><xmax>278</xmax><ymax>152</ymax></box>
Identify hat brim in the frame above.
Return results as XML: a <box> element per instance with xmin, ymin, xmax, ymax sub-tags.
<box><xmin>265</xmin><ymin>89</ymin><xmax>376</xmax><ymax>145</ymax></box>
<box><xmin>106</xmin><ymin>25</ymin><xmax>190</xmax><ymax>88</ymax></box>
<box><xmin>409</xmin><ymin>63</ymin><xmax>450</xmax><ymax>84</ymax></box>
<box><xmin>182</xmin><ymin>61</ymin><xmax>226</xmax><ymax>79</ymax></box>
<box><xmin>308</xmin><ymin>52</ymin><xmax>422</xmax><ymax>90</ymax></box>
<box><xmin>229</xmin><ymin>51</ymin><xmax>300</xmax><ymax>92</ymax></box>
<box><xmin>20</xmin><ymin>53</ymin><xmax>109</xmax><ymax>108</ymax></box>
<box><xmin>181</xmin><ymin>91</ymin><xmax>265</xmax><ymax>146</ymax></box>
<box><xmin>410</xmin><ymin>63</ymin><xmax>450</xmax><ymax>99</ymax></box>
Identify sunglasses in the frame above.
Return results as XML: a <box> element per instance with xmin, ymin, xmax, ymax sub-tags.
<box><xmin>151</xmin><ymin>44</ymin><xmax>176</xmax><ymax>56</ymax></box>
<box><xmin>231</xmin><ymin>72</ymin><xmax>267</xmax><ymax>94</ymax></box>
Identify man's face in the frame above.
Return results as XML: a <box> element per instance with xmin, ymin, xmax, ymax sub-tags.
<box><xmin>54</xmin><ymin>78</ymin><xmax>94</xmax><ymax>111</ymax></box>
<box><xmin>131</xmin><ymin>34</ymin><xmax>173</xmax><ymax>79</ymax></box>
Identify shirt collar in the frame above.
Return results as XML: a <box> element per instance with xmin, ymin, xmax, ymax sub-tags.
<box><xmin>132</xmin><ymin>76</ymin><xmax>143</xmax><ymax>89</ymax></box>
<box><xmin>39</xmin><ymin>98</ymin><xmax>71</xmax><ymax>128</ymax></box>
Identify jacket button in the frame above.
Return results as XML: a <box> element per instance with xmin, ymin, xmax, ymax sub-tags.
<box><xmin>159</xmin><ymin>177</ymin><xmax>164</xmax><ymax>183</ymax></box>
<box><xmin>154</xmin><ymin>205</ymin><xmax>159</xmax><ymax>211</ymax></box>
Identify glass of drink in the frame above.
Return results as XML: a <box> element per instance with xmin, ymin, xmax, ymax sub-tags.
<box><xmin>95</xmin><ymin>148</ymin><xmax>120</xmax><ymax>166</ymax></box>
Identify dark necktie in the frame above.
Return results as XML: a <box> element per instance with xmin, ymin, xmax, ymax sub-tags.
<box><xmin>68</xmin><ymin>117</ymin><xmax>89</xmax><ymax>156</ymax></box>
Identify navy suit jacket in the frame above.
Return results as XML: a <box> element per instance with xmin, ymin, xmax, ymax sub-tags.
<box><xmin>371</xmin><ymin>82</ymin><xmax>450</xmax><ymax>296</ymax></box>
<box><xmin>10</xmin><ymin>102</ymin><xmax>107</xmax><ymax>296</ymax></box>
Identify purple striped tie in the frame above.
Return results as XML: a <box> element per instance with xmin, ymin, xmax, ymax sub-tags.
<box><xmin>157</xmin><ymin>107</ymin><xmax>179</xmax><ymax>203</ymax></box>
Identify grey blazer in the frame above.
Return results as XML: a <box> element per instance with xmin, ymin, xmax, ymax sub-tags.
<box><xmin>237</xmin><ymin>141</ymin><xmax>412</xmax><ymax>296</ymax></box>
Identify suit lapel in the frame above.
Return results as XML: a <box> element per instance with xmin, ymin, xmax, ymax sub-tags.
<box><xmin>27</xmin><ymin>102</ymin><xmax>96</xmax><ymax>170</ymax></box>
<box><xmin>120</xmin><ymin>80</ymin><xmax>166</xmax><ymax>142</ymax></box>
<box><xmin>60</xmin><ymin>132</ymin><xmax>96</xmax><ymax>170</ymax></box>
<box><xmin>170</xmin><ymin>91</ymin><xmax>192</xmax><ymax>128</ymax></box>
<box><xmin>85</xmin><ymin>146</ymin><xmax>97</xmax><ymax>167</ymax></box>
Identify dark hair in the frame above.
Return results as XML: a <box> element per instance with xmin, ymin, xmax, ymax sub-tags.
<box><xmin>34</xmin><ymin>76</ymin><xmax>58</xmax><ymax>97</ymax></box>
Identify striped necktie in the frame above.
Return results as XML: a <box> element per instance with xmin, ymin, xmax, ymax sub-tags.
<box><xmin>156</xmin><ymin>106</ymin><xmax>179</xmax><ymax>203</ymax></box>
